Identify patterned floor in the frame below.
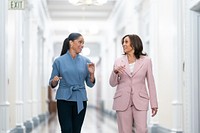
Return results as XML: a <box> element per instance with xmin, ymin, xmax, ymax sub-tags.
<box><xmin>31</xmin><ymin>108</ymin><xmax>118</xmax><ymax>133</ymax></box>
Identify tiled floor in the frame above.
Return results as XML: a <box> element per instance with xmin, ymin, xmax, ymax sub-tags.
<box><xmin>31</xmin><ymin>108</ymin><xmax>118</xmax><ymax>133</ymax></box>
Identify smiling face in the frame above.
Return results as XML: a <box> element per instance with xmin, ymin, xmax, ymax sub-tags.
<box><xmin>122</xmin><ymin>36</ymin><xmax>134</xmax><ymax>54</ymax></box>
<box><xmin>70</xmin><ymin>35</ymin><xmax>84</xmax><ymax>54</ymax></box>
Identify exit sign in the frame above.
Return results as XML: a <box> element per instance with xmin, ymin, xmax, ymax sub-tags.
<box><xmin>8</xmin><ymin>0</ymin><xmax>25</xmax><ymax>10</ymax></box>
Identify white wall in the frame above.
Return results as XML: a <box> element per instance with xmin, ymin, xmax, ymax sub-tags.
<box><xmin>103</xmin><ymin>0</ymin><xmax>194</xmax><ymax>132</ymax></box>
<box><xmin>0</xmin><ymin>0</ymin><xmax>54</xmax><ymax>132</ymax></box>
<box><xmin>184</xmin><ymin>0</ymin><xmax>200</xmax><ymax>132</ymax></box>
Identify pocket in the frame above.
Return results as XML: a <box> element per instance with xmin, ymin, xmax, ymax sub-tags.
<box><xmin>139</xmin><ymin>92</ymin><xmax>149</xmax><ymax>99</ymax></box>
<box><xmin>113</xmin><ymin>92</ymin><xmax>122</xmax><ymax>99</ymax></box>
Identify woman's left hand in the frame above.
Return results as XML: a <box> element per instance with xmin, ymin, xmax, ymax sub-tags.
<box><xmin>151</xmin><ymin>108</ymin><xmax>158</xmax><ymax>117</ymax></box>
<box><xmin>87</xmin><ymin>63</ymin><xmax>95</xmax><ymax>74</ymax></box>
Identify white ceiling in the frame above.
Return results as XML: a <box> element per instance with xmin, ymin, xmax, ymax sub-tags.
<box><xmin>46</xmin><ymin>0</ymin><xmax>118</xmax><ymax>59</ymax></box>
<box><xmin>47</xmin><ymin>0</ymin><xmax>117</xmax><ymax>21</ymax></box>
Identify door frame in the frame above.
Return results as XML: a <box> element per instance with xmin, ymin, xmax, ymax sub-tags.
<box><xmin>189</xmin><ymin>4</ymin><xmax>200</xmax><ymax>133</ymax></box>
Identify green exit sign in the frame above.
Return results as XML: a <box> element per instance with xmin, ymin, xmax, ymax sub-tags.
<box><xmin>8</xmin><ymin>0</ymin><xmax>25</xmax><ymax>10</ymax></box>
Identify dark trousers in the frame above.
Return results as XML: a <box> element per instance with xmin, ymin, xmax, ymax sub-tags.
<box><xmin>57</xmin><ymin>100</ymin><xmax>87</xmax><ymax>133</ymax></box>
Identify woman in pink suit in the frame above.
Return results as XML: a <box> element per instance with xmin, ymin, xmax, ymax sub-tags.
<box><xmin>109</xmin><ymin>34</ymin><xmax>158</xmax><ymax>133</ymax></box>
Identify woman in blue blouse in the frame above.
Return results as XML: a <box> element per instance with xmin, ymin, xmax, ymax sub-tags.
<box><xmin>49</xmin><ymin>33</ymin><xmax>95</xmax><ymax>133</ymax></box>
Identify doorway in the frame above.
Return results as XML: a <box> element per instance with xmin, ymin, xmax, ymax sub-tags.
<box><xmin>190</xmin><ymin>4</ymin><xmax>200</xmax><ymax>133</ymax></box>
<box><xmin>198</xmin><ymin>13</ymin><xmax>200</xmax><ymax>133</ymax></box>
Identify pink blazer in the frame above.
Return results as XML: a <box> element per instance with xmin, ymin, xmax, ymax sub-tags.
<box><xmin>109</xmin><ymin>55</ymin><xmax>158</xmax><ymax>111</ymax></box>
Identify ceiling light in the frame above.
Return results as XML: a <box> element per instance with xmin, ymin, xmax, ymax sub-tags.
<box><xmin>68</xmin><ymin>0</ymin><xmax>108</xmax><ymax>6</ymax></box>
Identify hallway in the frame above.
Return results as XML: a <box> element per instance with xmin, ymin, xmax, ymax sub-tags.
<box><xmin>1</xmin><ymin>0</ymin><xmax>200</xmax><ymax>133</ymax></box>
<box><xmin>31</xmin><ymin>107</ymin><xmax>118</xmax><ymax>133</ymax></box>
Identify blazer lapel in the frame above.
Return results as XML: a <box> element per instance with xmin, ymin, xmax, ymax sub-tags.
<box><xmin>132</xmin><ymin>57</ymin><xmax>144</xmax><ymax>76</ymax></box>
<box><xmin>120</xmin><ymin>56</ymin><xmax>132</xmax><ymax>77</ymax></box>
<box><xmin>119</xmin><ymin>55</ymin><xmax>145</xmax><ymax>77</ymax></box>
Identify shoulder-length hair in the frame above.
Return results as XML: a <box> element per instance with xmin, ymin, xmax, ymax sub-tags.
<box><xmin>121</xmin><ymin>34</ymin><xmax>147</xmax><ymax>59</ymax></box>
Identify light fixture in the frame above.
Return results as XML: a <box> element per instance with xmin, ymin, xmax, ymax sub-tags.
<box><xmin>68</xmin><ymin>0</ymin><xmax>108</xmax><ymax>6</ymax></box>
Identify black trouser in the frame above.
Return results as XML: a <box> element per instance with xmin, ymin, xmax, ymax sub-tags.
<box><xmin>57</xmin><ymin>100</ymin><xmax>87</xmax><ymax>133</ymax></box>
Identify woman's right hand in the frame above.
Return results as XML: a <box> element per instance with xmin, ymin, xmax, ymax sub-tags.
<box><xmin>52</xmin><ymin>76</ymin><xmax>62</xmax><ymax>82</ymax></box>
<box><xmin>51</xmin><ymin>76</ymin><xmax>62</xmax><ymax>87</ymax></box>
<box><xmin>114</xmin><ymin>65</ymin><xmax>125</xmax><ymax>74</ymax></box>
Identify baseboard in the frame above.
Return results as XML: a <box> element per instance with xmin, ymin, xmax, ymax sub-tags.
<box><xmin>9</xmin><ymin>112</ymin><xmax>49</xmax><ymax>133</ymax></box>
<box><xmin>149</xmin><ymin>124</ymin><xmax>183</xmax><ymax>133</ymax></box>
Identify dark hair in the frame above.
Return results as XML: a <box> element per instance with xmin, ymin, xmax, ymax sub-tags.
<box><xmin>121</xmin><ymin>34</ymin><xmax>147</xmax><ymax>59</ymax></box>
<box><xmin>60</xmin><ymin>33</ymin><xmax>82</xmax><ymax>56</ymax></box>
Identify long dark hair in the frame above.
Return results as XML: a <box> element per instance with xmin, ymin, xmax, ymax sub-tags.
<box><xmin>121</xmin><ymin>34</ymin><xmax>147</xmax><ymax>59</ymax></box>
<box><xmin>60</xmin><ymin>33</ymin><xmax>82</xmax><ymax>56</ymax></box>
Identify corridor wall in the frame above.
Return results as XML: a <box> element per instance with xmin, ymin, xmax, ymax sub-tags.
<box><xmin>0</xmin><ymin>0</ymin><xmax>54</xmax><ymax>132</ymax></box>
<box><xmin>100</xmin><ymin>0</ymin><xmax>200</xmax><ymax>133</ymax></box>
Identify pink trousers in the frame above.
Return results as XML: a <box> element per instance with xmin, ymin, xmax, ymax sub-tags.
<box><xmin>116</xmin><ymin>99</ymin><xmax>148</xmax><ymax>133</ymax></box>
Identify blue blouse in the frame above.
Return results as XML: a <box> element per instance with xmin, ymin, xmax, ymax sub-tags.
<box><xmin>49</xmin><ymin>51</ymin><xmax>95</xmax><ymax>113</ymax></box>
